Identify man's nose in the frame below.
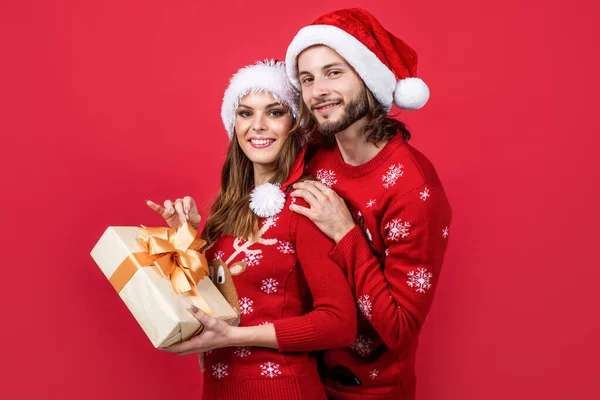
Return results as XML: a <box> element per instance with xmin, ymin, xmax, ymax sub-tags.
<box><xmin>312</xmin><ymin>77</ymin><xmax>331</xmax><ymax>99</ymax></box>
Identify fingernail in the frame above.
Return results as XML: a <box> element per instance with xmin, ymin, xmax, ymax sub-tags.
<box><xmin>169</xmin><ymin>208</ymin><xmax>175</xmax><ymax>214</ymax></box>
<box><xmin>184</xmin><ymin>207</ymin><xmax>190</xmax><ymax>213</ymax></box>
<box><xmin>190</xmin><ymin>304</ymin><xmax>199</xmax><ymax>313</ymax></box>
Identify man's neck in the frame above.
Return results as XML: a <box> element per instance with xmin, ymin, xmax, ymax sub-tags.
<box><xmin>335</xmin><ymin>118</ymin><xmax>389</xmax><ymax>166</ymax></box>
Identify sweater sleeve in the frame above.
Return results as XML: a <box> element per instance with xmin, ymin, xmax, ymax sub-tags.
<box><xmin>330</xmin><ymin>184</ymin><xmax>452</xmax><ymax>354</ymax></box>
<box><xmin>273</xmin><ymin>201</ymin><xmax>358</xmax><ymax>352</ymax></box>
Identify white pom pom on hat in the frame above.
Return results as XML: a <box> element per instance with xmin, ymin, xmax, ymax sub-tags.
<box><xmin>394</xmin><ymin>77</ymin><xmax>430</xmax><ymax>110</ymax></box>
<box><xmin>248</xmin><ymin>146</ymin><xmax>308</xmax><ymax>218</ymax></box>
<box><xmin>249</xmin><ymin>183</ymin><xmax>286</xmax><ymax>218</ymax></box>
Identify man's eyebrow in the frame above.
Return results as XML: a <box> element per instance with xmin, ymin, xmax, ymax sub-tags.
<box><xmin>322</xmin><ymin>62</ymin><xmax>343</xmax><ymax>69</ymax></box>
<box><xmin>299</xmin><ymin>62</ymin><xmax>344</xmax><ymax>76</ymax></box>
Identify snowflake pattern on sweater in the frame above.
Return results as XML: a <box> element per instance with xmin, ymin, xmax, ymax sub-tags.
<box><xmin>201</xmin><ymin>196</ymin><xmax>357</xmax><ymax>400</ymax></box>
<box><xmin>212</xmin><ymin>363</ymin><xmax>228</xmax><ymax>379</ymax></box>
<box><xmin>351</xmin><ymin>335</ymin><xmax>374</xmax><ymax>357</ymax></box>
<box><xmin>316</xmin><ymin>169</ymin><xmax>338</xmax><ymax>187</ymax></box>
<box><xmin>357</xmin><ymin>295</ymin><xmax>373</xmax><ymax>320</ymax></box>
<box><xmin>260</xmin><ymin>362</ymin><xmax>282</xmax><ymax>378</ymax></box>
<box><xmin>381</xmin><ymin>164</ymin><xmax>404</xmax><ymax>188</ymax></box>
<box><xmin>260</xmin><ymin>278</ymin><xmax>279</xmax><ymax>294</ymax></box>
<box><xmin>233</xmin><ymin>346</ymin><xmax>252</xmax><ymax>358</ymax></box>
<box><xmin>307</xmin><ymin>133</ymin><xmax>452</xmax><ymax>399</ymax></box>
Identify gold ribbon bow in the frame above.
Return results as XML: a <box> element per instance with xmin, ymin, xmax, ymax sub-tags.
<box><xmin>109</xmin><ymin>221</ymin><xmax>212</xmax><ymax>315</ymax></box>
<box><xmin>138</xmin><ymin>222</ymin><xmax>208</xmax><ymax>294</ymax></box>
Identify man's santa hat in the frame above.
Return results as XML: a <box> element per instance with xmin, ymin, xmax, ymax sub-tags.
<box><xmin>286</xmin><ymin>8</ymin><xmax>429</xmax><ymax>111</ymax></box>
<box><xmin>221</xmin><ymin>59</ymin><xmax>299</xmax><ymax>139</ymax></box>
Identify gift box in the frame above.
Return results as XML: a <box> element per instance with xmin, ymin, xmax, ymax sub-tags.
<box><xmin>90</xmin><ymin>222</ymin><xmax>238</xmax><ymax>348</ymax></box>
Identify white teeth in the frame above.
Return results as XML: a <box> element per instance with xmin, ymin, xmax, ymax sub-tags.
<box><xmin>250</xmin><ymin>139</ymin><xmax>274</xmax><ymax>146</ymax></box>
<box><xmin>318</xmin><ymin>102</ymin><xmax>338</xmax><ymax>110</ymax></box>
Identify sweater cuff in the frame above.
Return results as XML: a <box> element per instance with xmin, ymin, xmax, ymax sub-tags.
<box><xmin>330</xmin><ymin>225</ymin><xmax>373</xmax><ymax>274</ymax></box>
<box><xmin>273</xmin><ymin>317</ymin><xmax>319</xmax><ymax>352</ymax></box>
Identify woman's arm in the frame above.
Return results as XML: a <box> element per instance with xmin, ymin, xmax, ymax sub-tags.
<box><xmin>271</xmin><ymin>205</ymin><xmax>357</xmax><ymax>352</ymax></box>
<box><xmin>163</xmin><ymin>201</ymin><xmax>357</xmax><ymax>355</ymax></box>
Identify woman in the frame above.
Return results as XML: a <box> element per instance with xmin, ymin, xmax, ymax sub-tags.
<box><xmin>146</xmin><ymin>60</ymin><xmax>356</xmax><ymax>400</ymax></box>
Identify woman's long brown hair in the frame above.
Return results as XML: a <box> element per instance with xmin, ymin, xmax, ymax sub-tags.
<box><xmin>201</xmin><ymin>122</ymin><xmax>302</xmax><ymax>247</ymax></box>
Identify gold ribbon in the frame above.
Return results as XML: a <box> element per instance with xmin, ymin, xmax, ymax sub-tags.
<box><xmin>109</xmin><ymin>221</ymin><xmax>213</xmax><ymax>317</ymax></box>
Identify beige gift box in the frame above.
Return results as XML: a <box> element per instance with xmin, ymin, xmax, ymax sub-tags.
<box><xmin>90</xmin><ymin>224</ymin><xmax>238</xmax><ymax>348</ymax></box>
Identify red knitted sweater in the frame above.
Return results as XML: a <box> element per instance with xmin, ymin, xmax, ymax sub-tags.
<box><xmin>306</xmin><ymin>132</ymin><xmax>452</xmax><ymax>400</ymax></box>
<box><xmin>202</xmin><ymin>196</ymin><xmax>357</xmax><ymax>400</ymax></box>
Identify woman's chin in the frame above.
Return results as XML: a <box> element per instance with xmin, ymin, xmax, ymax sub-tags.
<box><xmin>247</xmin><ymin>154</ymin><xmax>277</xmax><ymax>169</ymax></box>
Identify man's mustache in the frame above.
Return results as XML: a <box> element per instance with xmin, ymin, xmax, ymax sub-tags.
<box><xmin>311</xmin><ymin>98</ymin><xmax>343</xmax><ymax>111</ymax></box>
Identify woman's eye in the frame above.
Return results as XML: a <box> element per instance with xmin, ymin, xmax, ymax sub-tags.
<box><xmin>270</xmin><ymin>110</ymin><xmax>285</xmax><ymax>117</ymax></box>
<box><xmin>237</xmin><ymin>111</ymin><xmax>251</xmax><ymax>118</ymax></box>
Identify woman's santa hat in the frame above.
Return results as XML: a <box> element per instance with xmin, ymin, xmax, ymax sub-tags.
<box><xmin>221</xmin><ymin>59</ymin><xmax>300</xmax><ymax>139</ymax></box>
<box><xmin>285</xmin><ymin>8</ymin><xmax>429</xmax><ymax>111</ymax></box>
<box><xmin>220</xmin><ymin>59</ymin><xmax>304</xmax><ymax>218</ymax></box>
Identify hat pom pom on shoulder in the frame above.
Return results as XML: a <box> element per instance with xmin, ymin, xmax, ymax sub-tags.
<box><xmin>250</xmin><ymin>183</ymin><xmax>286</xmax><ymax>218</ymax></box>
<box><xmin>393</xmin><ymin>77</ymin><xmax>430</xmax><ymax>110</ymax></box>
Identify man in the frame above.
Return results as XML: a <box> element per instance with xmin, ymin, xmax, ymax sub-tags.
<box><xmin>287</xmin><ymin>8</ymin><xmax>453</xmax><ymax>400</ymax></box>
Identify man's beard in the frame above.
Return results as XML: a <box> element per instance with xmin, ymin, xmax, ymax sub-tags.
<box><xmin>314</xmin><ymin>87</ymin><xmax>369</xmax><ymax>137</ymax></box>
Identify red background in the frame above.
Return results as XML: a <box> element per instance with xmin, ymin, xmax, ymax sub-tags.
<box><xmin>2</xmin><ymin>1</ymin><xmax>599</xmax><ymax>399</ymax></box>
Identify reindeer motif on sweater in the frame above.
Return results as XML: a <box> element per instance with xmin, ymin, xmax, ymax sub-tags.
<box><xmin>206</xmin><ymin>216</ymin><xmax>279</xmax><ymax>322</ymax></box>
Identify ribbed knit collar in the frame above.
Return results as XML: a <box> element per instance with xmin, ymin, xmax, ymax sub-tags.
<box><xmin>332</xmin><ymin>132</ymin><xmax>405</xmax><ymax>178</ymax></box>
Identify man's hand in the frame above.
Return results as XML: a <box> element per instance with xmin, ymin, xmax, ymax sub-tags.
<box><xmin>289</xmin><ymin>180</ymin><xmax>356</xmax><ymax>243</ymax></box>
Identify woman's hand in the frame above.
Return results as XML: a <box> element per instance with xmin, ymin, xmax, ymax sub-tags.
<box><xmin>146</xmin><ymin>196</ymin><xmax>201</xmax><ymax>230</ymax></box>
<box><xmin>162</xmin><ymin>306</ymin><xmax>236</xmax><ymax>356</ymax></box>
<box><xmin>289</xmin><ymin>181</ymin><xmax>356</xmax><ymax>243</ymax></box>
<box><xmin>162</xmin><ymin>306</ymin><xmax>278</xmax><ymax>358</ymax></box>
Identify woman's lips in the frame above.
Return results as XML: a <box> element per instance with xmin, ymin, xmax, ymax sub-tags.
<box><xmin>249</xmin><ymin>138</ymin><xmax>276</xmax><ymax>148</ymax></box>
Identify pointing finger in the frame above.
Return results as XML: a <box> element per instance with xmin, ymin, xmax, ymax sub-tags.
<box><xmin>146</xmin><ymin>200</ymin><xmax>168</xmax><ymax>217</ymax></box>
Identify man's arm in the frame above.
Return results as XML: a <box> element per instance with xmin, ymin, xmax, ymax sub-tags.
<box><xmin>291</xmin><ymin>181</ymin><xmax>451</xmax><ymax>352</ymax></box>
<box><xmin>332</xmin><ymin>185</ymin><xmax>451</xmax><ymax>351</ymax></box>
